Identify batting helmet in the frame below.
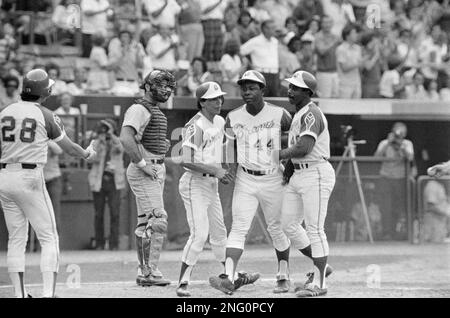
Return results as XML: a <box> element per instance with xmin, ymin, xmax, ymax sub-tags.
<box><xmin>22</xmin><ymin>69</ymin><xmax>55</xmax><ymax>97</ymax></box>
<box><xmin>285</xmin><ymin>71</ymin><xmax>317</xmax><ymax>95</ymax></box>
<box><xmin>237</xmin><ymin>70</ymin><xmax>267</xmax><ymax>87</ymax></box>
<box><xmin>196</xmin><ymin>82</ymin><xmax>227</xmax><ymax>100</ymax></box>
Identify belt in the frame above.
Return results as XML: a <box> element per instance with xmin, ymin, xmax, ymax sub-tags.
<box><xmin>293</xmin><ymin>160</ymin><xmax>327</xmax><ymax>170</ymax></box>
<box><xmin>242</xmin><ymin>167</ymin><xmax>274</xmax><ymax>176</ymax></box>
<box><xmin>1</xmin><ymin>163</ymin><xmax>37</xmax><ymax>169</ymax></box>
<box><xmin>116</xmin><ymin>78</ymin><xmax>136</xmax><ymax>82</ymax></box>
<box><xmin>149</xmin><ymin>159</ymin><xmax>164</xmax><ymax>165</ymax></box>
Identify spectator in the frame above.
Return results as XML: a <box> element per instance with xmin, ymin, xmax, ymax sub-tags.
<box><xmin>379</xmin><ymin>56</ymin><xmax>405</xmax><ymax>98</ymax></box>
<box><xmin>54</xmin><ymin>92</ymin><xmax>80</xmax><ymax>140</ymax></box>
<box><xmin>284</xmin><ymin>16</ymin><xmax>298</xmax><ymax>36</ymax></box>
<box><xmin>177</xmin><ymin>0</ymin><xmax>205</xmax><ymax>63</ymax></box>
<box><xmin>220</xmin><ymin>39</ymin><xmax>246</xmax><ymax>96</ymax></box>
<box><xmin>315</xmin><ymin>15</ymin><xmax>340</xmax><ymax>98</ymax></box>
<box><xmin>278</xmin><ymin>34</ymin><xmax>300</xmax><ymax>95</ymax></box>
<box><xmin>395</xmin><ymin>29</ymin><xmax>419</xmax><ymax>70</ymax></box>
<box><xmin>361</xmin><ymin>32</ymin><xmax>382</xmax><ymax>98</ymax></box>
<box><xmin>240</xmin><ymin>19</ymin><xmax>280</xmax><ymax>97</ymax></box>
<box><xmin>322</xmin><ymin>0</ymin><xmax>355</xmax><ymax>36</ymax></box>
<box><xmin>297</xmin><ymin>33</ymin><xmax>316</xmax><ymax>75</ymax></box>
<box><xmin>0</xmin><ymin>23</ymin><xmax>17</xmax><ymax>64</ymax></box>
<box><xmin>0</xmin><ymin>75</ymin><xmax>19</xmax><ymax>111</ymax></box>
<box><xmin>87</xmin><ymin>32</ymin><xmax>112</xmax><ymax>93</ymax></box>
<box><xmin>374</xmin><ymin>122</ymin><xmax>415</xmax><ymax>240</ymax></box>
<box><xmin>186</xmin><ymin>57</ymin><xmax>214</xmax><ymax>96</ymax></box>
<box><xmin>439</xmin><ymin>76</ymin><xmax>450</xmax><ymax>100</ymax></box>
<box><xmin>262</xmin><ymin>0</ymin><xmax>294</xmax><ymax>31</ymax></box>
<box><xmin>422</xmin><ymin>180</ymin><xmax>450</xmax><ymax>243</ymax></box>
<box><xmin>293</xmin><ymin>0</ymin><xmax>324</xmax><ymax>35</ymax></box>
<box><xmin>302</xmin><ymin>15</ymin><xmax>321</xmax><ymax>41</ymax></box>
<box><xmin>80</xmin><ymin>0</ymin><xmax>111</xmax><ymax>57</ymax></box>
<box><xmin>248</xmin><ymin>0</ymin><xmax>271</xmax><ymax>24</ymax></box>
<box><xmin>200</xmin><ymin>0</ymin><xmax>228</xmax><ymax>63</ymax></box>
<box><xmin>44</xmin><ymin>141</ymin><xmax>63</xmax><ymax>232</ymax></box>
<box><xmin>147</xmin><ymin>24</ymin><xmax>180</xmax><ymax>73</ymax></box>
<box><xmin>336</xmin><ymin>24</ymin><xmax>362</xmax><ymax>98</ymax></box>
<box><xmin>46</xmin><ymin>63</ymin><xmax>68</xmax><ymax>96</ymax></box>
<box><xmin>237</xmin><ymin>10</ymin><xmax>260</xmax><ymax>44</ymax></box>
<box><xmin>88</xmin><ymin>119</ymin><xmax>125</xmax><ymax>250</ymax></box>
<box><xmin>418</xmin><ymin>24</ymin><xmax>446</xmax><ymax>82</ymax></box>
<box><xmin>405</xmin><ymin>71</ymin><xmax>428</xmax><ymax>100</ymax></box>
<box><xmin>109</xmin><ymin>29</ymin><xmax>145</xmax><ymax>96</ymax></box>
<box><xmin>67</xmin><ymin>67</ymin><xmax>88</xmax><ymax>96</ymax></box>
<box><xmin>223</xmin><ymin>3</ymin><xmax>242</xmax><ymax>49</ymax></box>
<box><xmin>143</xmin><ymin>0</ymin><xmax>181</xmax><ymax>29</ymax></box>
<box><xmin>52</xmin><ymin>0</ymin><xmax>78</xmax><ymax>45</ymax></box>
<box><xmin>426</xmin><ymin>79</ymin><xmax>440</xmax><ymax>101</ymax></box>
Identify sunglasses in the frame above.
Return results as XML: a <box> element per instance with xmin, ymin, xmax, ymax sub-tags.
<box><xmin>6</xmin><ymin>84</ymin><xmax>18</xmax><ymax>88</ymax></box>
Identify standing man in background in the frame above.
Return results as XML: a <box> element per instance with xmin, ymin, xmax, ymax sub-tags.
<box><xmin>120</xmin><ymin>70</ymin><xmax>176</xmax><ymax>287</ymax></box>
<box><xmin>240</xmin><ymin>20</ymin><xmax>280</xmax><ymax>97</ymax></box>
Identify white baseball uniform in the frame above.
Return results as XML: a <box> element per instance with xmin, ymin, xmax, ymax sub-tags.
<box><xmin>0</xmin><ymin>101</ymin><xmax>65</xmax><ymax>276</ymax></box>
<box><xmin>281</xmin><ymin>101</ymin><xmax>335</xmax><ymax>258</ymax></box>
<box><xmin>179</xmin><ymin>112</ymin><xmax>227</xmax><ymax>267</ymax></box>
<box><xmin>225</xmin><ymin>102</ymin><xmax>291</xmax><ymax>251</ymax></box>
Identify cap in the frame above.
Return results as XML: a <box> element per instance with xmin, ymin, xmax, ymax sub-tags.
<box><xmin>237</xmin><ymin>70</ymin><xmax>266</xmax><ymax>87</ymax></box>
<box><xmin>284</xmin><ymin>70</ymin><xmax>317</xmax><ymax>93</ymax></box>
<box><xmin>196</xmin><ymin>82</ymin><xmax>227</xmax><ymax>100</ymax></box>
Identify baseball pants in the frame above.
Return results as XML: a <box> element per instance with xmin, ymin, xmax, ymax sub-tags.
<box><xmin>0</xmin><ymin>164</ymin><xmax>59</xmax><ymax>273</ymax></box>
<box><xmin>127</xmin><ymin>163</ymin><xmax>167</xmax><ymax>267</ymax></box>
<box><xmin>179</xmin><ymin>172</ymin><xmax>227</xmax><ymax>265</ymax></box>
<box><xmin>281</xmin><ymin>162</ymin><xmax>335</xmax><ymax>258</ymax></box>
<box><xmin>227</xmin><ymin>167</ymin><xmax>290</xmax><ymax>251</ymax></box>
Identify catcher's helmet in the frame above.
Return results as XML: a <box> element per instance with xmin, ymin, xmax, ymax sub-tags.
<box><xmin>237</xmin><ymin>70</ymin><xmax>266</xmax><ymax>87</ymax></box>
<box><xmin>140</xmin><ymin>69</ymin><xmax>176</xmax><ymax>103</ymax></box>
<box><xmin>22</xmin><ymin>69</ymin><xmax>55</xmax><ymax>97</ymax></box>
<box><xmin>285</xmin><ymin>71</ymin><xmax>317</xmax><ymax>95</ymax></box>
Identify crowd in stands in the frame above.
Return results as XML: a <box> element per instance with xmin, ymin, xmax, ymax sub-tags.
<box><xmin>1</xmin><ymin>0</ymin><xmax>450</xmax><ymax>104</ymax></box>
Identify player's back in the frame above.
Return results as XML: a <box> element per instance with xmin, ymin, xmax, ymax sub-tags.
<box><xmin>0</xmin><ymin>101</ymin><xmax>64</xmax><ymax>165</ymax></box>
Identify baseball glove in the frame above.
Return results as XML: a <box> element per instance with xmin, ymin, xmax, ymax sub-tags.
<box><xmin>145</xmin><ymin>217</ymin><xmax>168</xmax><ymax>236</ymax></box>
<box><xmin>282</xmin><ymin>159</ymin><xmax>295</xmax><ymax>185</ymax></box>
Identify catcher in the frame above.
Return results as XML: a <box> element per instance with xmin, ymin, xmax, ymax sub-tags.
<box><xmin>120</xmin><ymin>70</ymin><xmax>176</xmax><ymax>286</ymax></box>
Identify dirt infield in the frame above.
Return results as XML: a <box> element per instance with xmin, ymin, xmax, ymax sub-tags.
<box><xmin>0</xmin><ymin>242</ymin><xmax>449</xmax><ymax>298</ymax></box>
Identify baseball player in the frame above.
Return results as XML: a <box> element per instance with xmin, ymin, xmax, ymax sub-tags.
<box><xmin>176</xmin><ymin>82</ymin><xmax>259</xmax><ymax>297</ymax></box>
<box><xmin>209</xmin><ymin>70</ymin><xmax>292</xmax><ymax>295</ymax></box>
<box><xmin>119</xmin><ymin>70</ymin><xmax>175</xmax><ymax>287</ymax></box>
<box><xmin>0</xmin><ymin>69</ymin><xmax>96</xmax><ymax>298</ymax></box>
<box><xmin>273</xmin><ymin>71</ymin><xmax>335</xmax><ymax>297</ymax></box>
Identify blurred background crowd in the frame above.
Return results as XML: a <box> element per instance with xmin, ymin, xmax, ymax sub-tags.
<box><xmin>1</xmin><ymin>0</ymin><xmax>450</xmax><ymax>107</ymax></box>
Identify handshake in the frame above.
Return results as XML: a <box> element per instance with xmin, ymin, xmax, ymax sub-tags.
<box><xmin>215</xmin><ymin>166</ymin><xmax>235</xmax><ymax>185</ymax></box>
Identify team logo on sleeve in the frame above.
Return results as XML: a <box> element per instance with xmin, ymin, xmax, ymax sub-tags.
<box><xmin>304</xmin><ymin>112</ymin><xmax>316</xmax><ymax>131</ymax></box>
<box><xmin>53</xmin><ymin>114</ymin><xmax>65</xmax><ymax>132</ymax></box>
<box><xmin>184</xmin><ymin>124</ymin><xmax>196</xmax><ymax>141</ymax></box>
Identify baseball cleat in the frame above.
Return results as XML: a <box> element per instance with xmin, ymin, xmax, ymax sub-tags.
<box><xmin>234</xmin><ymin>271</ymin><xmax>261</xmax><ymax>290</ymax></box>
<box><xmin>176</xmin><ymin>282</ymin><xmax>191</xmax><ymax>297</ymax></box>
<box><xmin>295</xmin><ymin>284</ymin><xmax>328</xmax><ymax>298</ymax></box>
<box><xmin>136</xmin><ymin>274</ymin><xmax>171</xmax><ymax>287</ymax></box>
<box><xmin>296</xmin><ymin>264</ymin><xmax>334</xmax><ymax>291</ymax></box>
<box><xmin>273</xmin><ymin>279</ymin><xmax>290</xmax><ymax>293</ymax></box>
<box><xmin>209</xmin><ymin>274</ymin><xmax>234</xmax><ymax>295</ymax></box>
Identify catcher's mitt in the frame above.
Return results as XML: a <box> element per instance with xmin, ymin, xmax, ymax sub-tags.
<box><xmin>145</xmin><ymin>209</ymin><xmax>168</xmax><ymax>236</ymax></box>
<box><xmin>282</xmin><ymin>159</ymin><xmax>295</xmax><ymax>185</ymax></box>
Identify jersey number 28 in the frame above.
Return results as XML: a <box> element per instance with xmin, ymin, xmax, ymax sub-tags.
<box><xmin>1</xmin><ymin>117</ymin><xmax>37</xmax><ymax>143</ymax></box>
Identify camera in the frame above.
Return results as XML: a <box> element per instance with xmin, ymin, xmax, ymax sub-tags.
<box><xmin>340</xmin><ymin>125</ymin><xmax>355</xmax><ymax>140</ymax></box>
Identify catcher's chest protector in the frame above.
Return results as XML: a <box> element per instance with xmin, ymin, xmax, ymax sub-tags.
<box><xmin>136</xmin><ymin>98</ymin><xmax>168</xmax><ymax>156</ymax></box>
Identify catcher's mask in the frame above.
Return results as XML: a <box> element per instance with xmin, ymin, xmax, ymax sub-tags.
<box><xmin>141</xmin><ymin>70</ymin><xmax>176</xmax><ymax>103</ymax></box>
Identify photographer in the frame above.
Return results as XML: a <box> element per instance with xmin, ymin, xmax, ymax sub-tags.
<box><xmin>88</xmin><ymin>119</ymin><xmax>125</xmax><ymax>250</ymax></box>
<box><xmin>374</xmin><ymin>122</ymin><xmax>415</xmax><ymax>240</ymax></box>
